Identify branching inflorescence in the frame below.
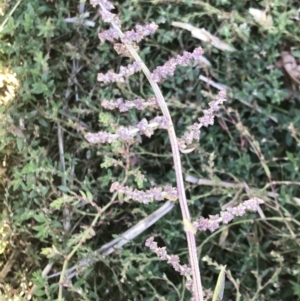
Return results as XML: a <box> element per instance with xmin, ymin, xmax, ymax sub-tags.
<box><xmin>86</xmin><ymin>1</ymin><xmax>264</xmax><ymax>301</ymax></box>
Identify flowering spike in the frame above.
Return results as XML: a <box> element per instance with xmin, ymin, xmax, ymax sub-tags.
<box><xmin>85</xmin><ymin>115</ymin><xmax>171</xmax><ymax>144</ymax></box>
<box><xmin>178</xmin><ymin>91</ymin><xmax>227</xmax><ymax>150</ymax></box>
<box><xmin>110</xmin><ymin>182</ymin><xmax>178</xmax><ymax>203</ymax></box>
<box><xmin>193</xmin><ymin>197</ymin><xmax>264</xmax><ymax>233</ymax></box>
<box><xmin>145</xmin><ymin>237</ymin><xmax>193</xmax><ymax>282</ymax></box>
<box><xmin>97</xmin><ymin>61</ymin><xmax>142</xmax><ymax>83</ymax></box>
<box><xmin>150</xmin><ymin>47</ymin><xmax>204</xmax><ymax>83</ymax></box>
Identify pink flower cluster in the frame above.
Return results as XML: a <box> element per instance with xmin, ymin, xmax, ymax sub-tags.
<box><xmin>145</xmin><ymin>237</ymin><xmax>192</xmax><ymax>277</ymax></box>
<box><xmin>178</xmin><ymin>90</ymin><xmax>227</xmax><ymax>150</ymax></box>
<box><xmin>90</xmin><ymin>0</ymin><xmax>114</xmax><ymax>10</ymax></box>
<box><xmin>193</xmin><ymin>197</ymin><xmax>264</xmax><ymax>233</ymax></box>
<box><xmin>85</xmin><ymin>116</ymin><xmax>170</xmax><ymax>144</ymax></box>
<box><xmin>123</xmin><ymin>22</ymin><xmax>158</xmax><ymax>43</ymax></box>
<box><xmin>101</xmin><ymin>97</ymin><xmax>158</xmax><ymax>112</ymax></box>
<box><xmin>97</xmin><ymin>47</ymin><xmax>206</xmax><ymax>84</ymax></box>
<box><xmin>98</xmin><ymin>22</ymin><xmax>158</xmax><ymax>43</ymax></box>
<box><xmin>110</xmin><ymin>182</ymin><xmax>178</xmax><ymax>203</ymax></box>
<box><xmin>91</xmin><ymin>0</ymin><xmax>121</xmax><ymax>26</ymax></box>
<box><xmin>99</xmin><ymin>9</ymin><xmax>121</xmax><ymax>27</ymax></box>
<box><xmin>97</xmin><ymin>61</ymin><xmax>142</xmax><ymax>83</ymax></box>
<box><xmin>199</xmin><ymin>90</ymin><xmax>226</xmax><ymax>127</ymax></box>
<box><xmin>150</xmin><ymin>47</ymin><xmax>204</xmax><ymax>83</ymax></box>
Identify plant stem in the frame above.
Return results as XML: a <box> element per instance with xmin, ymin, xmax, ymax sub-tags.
<box><xmin>58</xmin><ymin>198</ymin><xmax>115</xmax><ymax>300</ymax></box>
<box><xmin>99</xmin><ymin>4</ymin><xmax>204</xmax><ymax>300</ymax></box>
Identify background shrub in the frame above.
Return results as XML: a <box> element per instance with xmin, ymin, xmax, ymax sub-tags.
<box><xmin>0</xmin><ymin>0</ymin><xmax>300</xmax><ymax>300</ymax></box>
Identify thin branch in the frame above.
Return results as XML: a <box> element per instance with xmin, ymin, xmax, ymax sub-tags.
<box><xmin>47</xmin><ymin>201</ymin><xmax>175</xmax><ymax>280</ymax></box>
<box><xmin>185</xmin><ymin>174</ymin><xmax>300</xmax><ymax>207</ymax></box>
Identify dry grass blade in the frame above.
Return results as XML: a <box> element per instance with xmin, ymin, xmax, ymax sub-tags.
<box><xmin>172</xmin><ymin>21</ymin><xmax>236</xmax><ymax>52</ymax></box>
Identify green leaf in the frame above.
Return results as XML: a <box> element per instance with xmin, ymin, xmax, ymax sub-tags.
<box><xmin>38</xmin><ymin>118</ymin><xmax>48</xmax><ymax>127</ymax></box>
<box><xmin>292</xmin><ymin>50</ymin><xmax>300</xmax><ymax>58</ymax></box>
<box><xmin>24</xmin><ymin>3</ymin><xmax>35</xmax><ymax>33</ymax></box>
<box><xmin>16</xmin><ymin>137</ymin><xmax>23</xmax><ymax>151</ymax></box>
<box><xmin>1</xmin><ymin>17</ymin><xmax>15</xmax><ymax>35</ymax></box>
<box><xmin>86</xmin><ymin>190</ymin><xmax>93</xmax><ymax>202</ymax></box>
<box><xmin>261</xmin><ymin>161</ymin><xmax>271</xmax><ymax>178</ymax></box>
<box><xmin>58</xmin><ymin>185</ymin><xmax>70</xmax><ymax>192</ymax></box>
<box><xmin>50</xmin><ymin>197</ymin><xmax>64</xmax><ymax>210</ymax></box>
<box><xmin>40</xmin><ymin>247</ymin><xmax>54</xmax><ymax>257</ymax></box>
<box><xmin>33</xmin><ymin>213</ymin><xmax>46</xmax><ymax>223</ymax></box>
<box><xmin>33</xmin><ymin>224</ymin><xmax>49</xmax><ymax>239</ymax></box>
<box><xmin>51</xmin><ymin>220</ymin><xmax>62</xmax><ymax>228</ymax></box>
<box><xmin>80</xmin><ymin>190</ymin><xmax>87</xmax><ymax>199</ymax></box>
<box><xmin>21</xmin><ymin>162</ymin><xmax>36</xmax><ymax>174</ymax></box>
<box><xmin>32</xmin><ymin>82</ymin><xmax>47</xmax><ymax>94</ymax></box>
<box><xmin>34</xmin><ymin>288</ymin><xmax>46</xmax><ymax>297</ymax></box>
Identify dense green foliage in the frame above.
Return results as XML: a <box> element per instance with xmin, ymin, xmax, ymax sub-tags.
<box><xmin>0</xmin><ymin>0</ymin><xmax>300</xmax><ymax>300</ymax></box>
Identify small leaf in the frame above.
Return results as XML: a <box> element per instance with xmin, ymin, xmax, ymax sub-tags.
<box><xmin>40</xmin><ymin>246</ymin><xmax>58</xmax><ymax>258</ymax></box>
<box><xmin>58</xmin><ymin>185</ymin><xmax>70</xmax><ymax>192</ymax></box>
<box><xmin>261</xmin><ymin>161</ymin><xmax>271</xmax><ymax>178</ymax></box>
<box><xmin>183</xmin><ymin>218</ymin><xmax>196</xmax><ymax>234</ymax></box>
<box><xmin>86</xmin><ymin>190</ymin><xmax>93</xmax><ymax>202</ymax></box>
<box><xmin>32</xmin><ymin>82</ymin><xmax>47</xmax><ymax>94</ymax></box>
<box><xmin>212</xmin><ymin>265</ymin><xmax>226</xmax><ymax>301</ymax></box>
<box><xmin>50</xmin><ymin>197</ymin><xmax>64</xmax><ymax>210</ymax></box>
<box><xmin>16</xmin><ymin>137</ymin><xmax>23</xmax><ymax>151</ymax></box>
<box><xmin>33</xmin><ymin>213</ymin><xmax>46</xmax><ymax>223</ymax></box>
<box><xmin>33</xmin><ymin>288</ymin><xmax>46</xmax><ymax>297</ymax></box>
<box><xmin>218</xmin><ymin>228</ymin><xmax>229</xmax><ymax>248</ymax></box>
<box><xmin>292</xmin><ymin>50</ymin><xmax>300</xmax><ymax>58</ymax></box>
<box><xmin>80</xmin><ymin>190</ymin><xmax>87</xmax><ymax>199</ymax></box>
<box><xmin>249</xmin><ymin>8</ymin><xmax>273</xmax><ymax>29</ymax></box>
<box><xmin>21</xmin><ymin>162</ymin><xmax>36</xmax><ymax>174</ymax></box>
<box><xmin>180</xmin><ymin>147</ymin><xmax>195</xmax><ymax>154</ymax></box>
<box><xmin>38</xmin><ymin>118</ymin><xmax>48</xmax><ymax>127</ymax></box>
<box><xmin>11</xmin><ymin>125</ymin><xmax>25</xmax><ymax>138</ymax></box>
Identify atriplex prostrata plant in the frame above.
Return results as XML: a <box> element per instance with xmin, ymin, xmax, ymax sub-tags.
<box><xmin>84</xmin><ymin>1</ymin><xmax>264</xmax><ymax>300</ymax></box>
